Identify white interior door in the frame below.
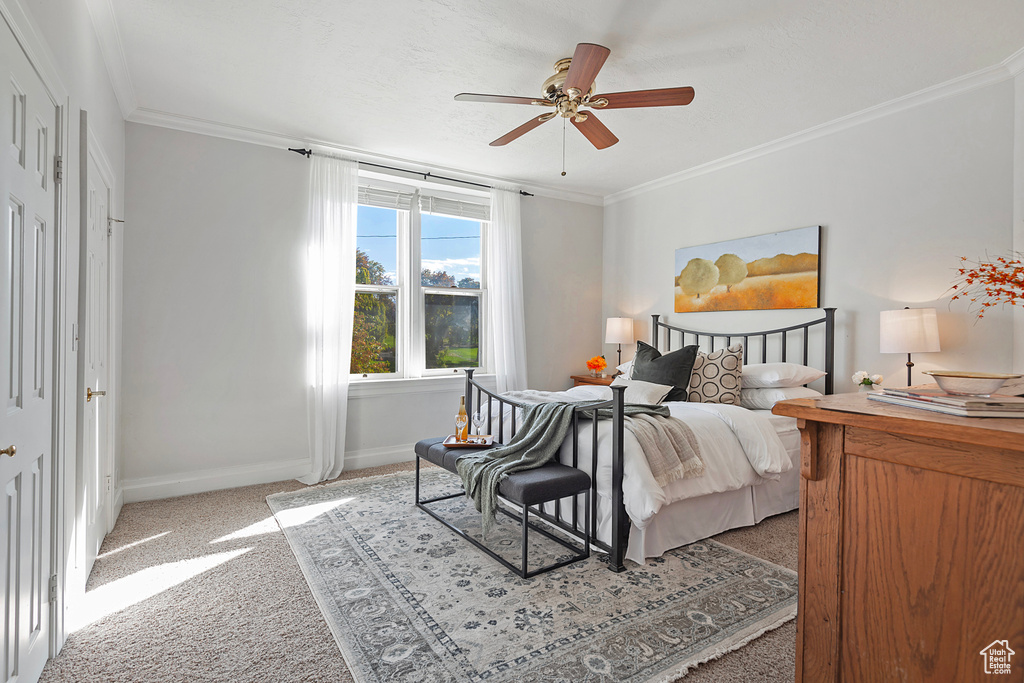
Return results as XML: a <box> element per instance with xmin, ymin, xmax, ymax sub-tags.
<box><xmin>0</xmin><ymin>17</ymin><xmax>58</xmax><ymax>683</ymax></box>
<box><xmin>81</xmin><ymin>149</ymin><xmax>110</xmax><ymax>576</ymax></box>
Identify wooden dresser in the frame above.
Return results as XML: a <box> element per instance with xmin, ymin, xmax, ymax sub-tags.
<box><xmin>773</xmin><ymin>394</ymin><xmax>1024</xmax><ymax>683</ymax></box>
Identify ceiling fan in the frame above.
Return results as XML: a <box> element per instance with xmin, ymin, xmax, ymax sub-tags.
<box><xmin>455</xmin><ymin>43</ymin><xmax>695</xmax><ymax>150</ymax></box>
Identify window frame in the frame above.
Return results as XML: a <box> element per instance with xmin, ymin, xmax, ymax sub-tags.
<box><xmin>351</xmin><ymin>178</ymin><xmax>488</xmax><ymax>381</ymax></box>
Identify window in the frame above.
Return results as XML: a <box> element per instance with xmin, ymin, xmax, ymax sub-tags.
<box><xmin>351</xmin><ymin>183</ymin><xmax>488</xmax><ymax>378</ymax></box>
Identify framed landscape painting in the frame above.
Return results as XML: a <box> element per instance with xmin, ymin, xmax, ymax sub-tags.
<box><xmin>674</xmin><ymin>226</ymin><xmax>821</xmax><ymax>313</ymax></box>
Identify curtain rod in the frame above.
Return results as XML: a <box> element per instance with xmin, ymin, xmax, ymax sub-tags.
<box><xmin>287</xmin><ymin>148</ymin><xmax>533</xmax><ymax>197</ymax></box>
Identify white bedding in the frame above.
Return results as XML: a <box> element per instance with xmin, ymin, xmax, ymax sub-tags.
<box><xmin>485</xmin><ymin>385</ymin><xmax>792</xmax><ymax>530</ymax></box>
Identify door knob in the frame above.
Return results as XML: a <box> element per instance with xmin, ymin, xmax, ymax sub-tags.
<box><xmin>0</xmin><ymin>445</ymin><xmax>14</xmax><ymax>458</ymax></box>
<box><xmin>86</xmin><ymin>388</ymin><xmax>106</xmax><ymax>403</ymax></box>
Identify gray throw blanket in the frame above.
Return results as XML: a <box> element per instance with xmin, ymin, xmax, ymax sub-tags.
<box><xmin>456</xmin><ymin>401</ymin><xmax>675</xmax><ymax>534</ymax></box>
<box><xmin>622</xmin><ymin>413</ymin><xmax>704</xmax><ymax>486</ymax></box>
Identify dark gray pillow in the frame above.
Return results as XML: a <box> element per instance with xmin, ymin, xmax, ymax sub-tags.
<box><xmin>629</xmin><ymin>342</ymin><xmax>699</xmax><ymax>402</ymax></box>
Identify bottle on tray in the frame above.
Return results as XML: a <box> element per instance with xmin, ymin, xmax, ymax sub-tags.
<box><xmin>455</xmin><ymin>396</ymin><xmax>469</xmax><ymax>443</ymax></box>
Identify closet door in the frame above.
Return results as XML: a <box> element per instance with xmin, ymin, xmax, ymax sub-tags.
<box><xmin>0</xmin><ymin>15</ymin><xmax>58</xmax><ymax>683</ymax></box>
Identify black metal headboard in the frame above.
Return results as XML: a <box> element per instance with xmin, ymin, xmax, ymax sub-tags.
<box><xmin>651</xmin><ymin>308</ymin><xmax>836</xmax><ymax>395</ymax></box>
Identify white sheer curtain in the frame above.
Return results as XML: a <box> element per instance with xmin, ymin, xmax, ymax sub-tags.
<box><xmin>485</xmin><ymin>187</ymin><xmax>529</xmax><ymax>393</ymax></box>
<box><xmin>300</xmin><ymin>155</ymin><xmax>358</xmax><ymax>484</ymax></box>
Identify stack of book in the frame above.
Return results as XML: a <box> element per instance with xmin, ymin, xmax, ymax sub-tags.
<box><xmin>866</xmin><ymin>385</ymin><xmax>1024</xmax><ymax>418</ymax></box>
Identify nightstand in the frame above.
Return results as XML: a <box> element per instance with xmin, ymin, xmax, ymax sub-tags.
<box><xmin>570</xmin><ymin>374</ymin><xmax>614</xmax><ymax>387</ymax></box>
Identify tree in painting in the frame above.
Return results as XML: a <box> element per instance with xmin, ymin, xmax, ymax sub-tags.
<box><xmin>677</xmin><ymin>258</ymin><xmax>720</xmax><ymax>299</ymax></box>
<box><xmin>714</xmin><ymin>253</ymin><xmax>748</xmax><ymax>292</ymax></box>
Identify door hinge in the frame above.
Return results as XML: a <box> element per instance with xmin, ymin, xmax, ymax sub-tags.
<box><xmin>105</xmin><ymin>475</ymin><xmax>112</xmax><ymax>493</ymax></box>
<box><xmin>54</xmin><ymin>155</ymin><xmax>63</xmax><ymax>185</ymax></box>
<box><xmin>48</xmin><ymin>575</ymin><xmax>58</xmax><ymax>603</ymax></box>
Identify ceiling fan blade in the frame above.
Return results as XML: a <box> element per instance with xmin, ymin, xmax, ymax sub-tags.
<box><xmin>590</xmin><ymin>87</ymin><xmax>695</xmax><ymax>109</ymax></box>
<box><xmin>563</xmin><ymin>43</ymin><xmax>611</xmax><ymax>95</ymax></box>
<box><xmin>489</xmin><ymin>114</ymin><xmax>554</xmax><ymax>146</ymax></box>
<box><xmin>455</xmin><ymin>93</ymin><xmax>549</xmax><ymax>106</ymax></box>
<box><xmin>571</xmin><ymin>112</ymin><xmax>618</xmax><ymax>150</ymax></box>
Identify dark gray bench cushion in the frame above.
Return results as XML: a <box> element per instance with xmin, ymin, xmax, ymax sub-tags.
<box><xmin>497</xmin><ymin>464</ymin><xmax>591</xmax><ymax>506</ymax></box>
<box><xmin>415</xmin><ymin>438</ymin><xmax>591</xmax><ymax>507</ymax></box>
<box><xmin>414</xmin><ymin>436</ymin><xmax>490</xmax><ymax>472</ymax></box>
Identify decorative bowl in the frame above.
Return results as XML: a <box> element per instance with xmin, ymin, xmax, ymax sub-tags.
<box><xmin>922</xmin><ymin>371</ymin><xmax>1022</xmax><ymax>397</ymax></box>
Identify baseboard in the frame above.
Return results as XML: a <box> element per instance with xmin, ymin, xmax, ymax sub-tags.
<box><xmin>121</xmin><ymin>446</ymin><xmax>417</xmax><ymax>503</ymax></box>
<box><xmin>122</xmin><ymin>457</ymin><xmax>312</xmax><ymax>503</ymax></box>
<box><xmin>344</xmin><ymin>443</ymin><xmax>416</xmax><ymax>471</ymax></box>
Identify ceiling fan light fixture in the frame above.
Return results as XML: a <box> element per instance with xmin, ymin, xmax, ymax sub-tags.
<box><xmin>456</xmin><ymin>42</ymin><xmax>694</xmax><ymax>151</ymax></box>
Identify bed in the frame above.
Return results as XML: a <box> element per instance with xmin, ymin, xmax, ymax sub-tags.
<box><xmin>463</xmin><ymin>308</ymin><xmax>836</xmax><ymax>571</ymax></box>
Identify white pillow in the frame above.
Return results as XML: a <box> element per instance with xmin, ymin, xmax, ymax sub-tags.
<box><xmin>617</xmin><ymin>360</ymin><xmax>633</xmax><ymax>376</ymax></box>
<box><xmin>610</xmin><ymin>377</ymin><xmax>673</xmax><ymax>404</ymax></box>
<box><xmin>742</xmin><ymin>362</ymin><xmax>827</xmax><ymax>388</ymax></box>
<box><xmin>740</xmin><ymin>386</ymin><xmax>823</xmax><ymax>410</ymax></box>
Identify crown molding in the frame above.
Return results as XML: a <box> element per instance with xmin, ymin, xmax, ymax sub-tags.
<box><xmin>605</xmin><ymin>54</ymin><xmax>1023</xmax><ymax>206</ymax></box>
<box><xmin>126</xmin><ymin>107</ymin><xmax>604</xmax><ymax>207</ymax></box>
<box><xmin>0</xmin><ymin>0</ymin><xmax>68</xmax><ymax>103</ymax></box>
<box><xmin>83</xmin><ymin>0</ymin><xmax>137</xmax><ymax>118</ymax></box>
<box><xmin>1005</xmin><ymin>45</ymin><xmax>1024</xmax><ymax>77</ymax></box>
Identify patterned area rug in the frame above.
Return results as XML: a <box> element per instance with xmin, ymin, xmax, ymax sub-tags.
<box><xmin>267</xmin><ymin>469</ymin><xmax>797</xmax><ymax>683</ymax></box>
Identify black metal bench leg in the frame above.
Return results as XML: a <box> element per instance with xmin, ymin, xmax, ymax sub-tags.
<box><xmin>520</xmin><ymin>503</ymin><xmax>529</xmax><ymax>579</ymax></box>
<box><xmin>584</xmin><ymin>490</ymin><xmax>591</xmax><ymax>557</ymax></box>
<box><xmin>415</xmin><ymin>456</ymin><xmax>421</xmax><ymax>504</ymax></box>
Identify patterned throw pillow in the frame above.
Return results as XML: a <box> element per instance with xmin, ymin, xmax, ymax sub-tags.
<box><xmin>688</xmin><ymin>344</ymin><xmax>743</xmax><ymax>405</ymax></box>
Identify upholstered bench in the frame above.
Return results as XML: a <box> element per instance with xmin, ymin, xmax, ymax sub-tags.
<box><xmin>414</xmin><ymin>436</ymin><xmax>591</xmax><ymax>578</ymax></box>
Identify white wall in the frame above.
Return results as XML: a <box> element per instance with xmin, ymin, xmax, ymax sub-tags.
<box><xmin>122</xmin><ymin>125</ymin><xmax>310</xmax><ymax>498</ymax></box>
<box><xmin>604</xmin><ymin>79</ymin><xmax>1016</xmax><ymax>388</ymax></box>
<box><xmin>121</xmin><ymin>123</ymin><xmax>604</xmax><ymax>499</ymax></box>
<box><xmin>521</xmin><ymin>196</ymin><xmax>603</xmax><ymax>389</ymax></box>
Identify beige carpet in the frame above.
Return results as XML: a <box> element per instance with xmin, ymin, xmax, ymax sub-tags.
<box><xmin>40</xmin><ymin>462</ymin><xmax>796</xmax><ymax>682</ymax></box>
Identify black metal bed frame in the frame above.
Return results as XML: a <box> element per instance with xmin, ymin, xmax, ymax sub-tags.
<box><xmin>441</xmin><ymin>308</ymin><xmax>836</xmax><ymax>574</ymax></box>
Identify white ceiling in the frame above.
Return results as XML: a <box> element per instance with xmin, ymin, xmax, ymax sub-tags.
<box><xmin>99</xmin><ymin>0</ymin><xmax>1024</xmax><ymax>199</ymax></box>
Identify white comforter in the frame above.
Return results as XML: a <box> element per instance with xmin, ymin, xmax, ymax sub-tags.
<box><xmin>487</xmin><ymin>385</ymin><xmax>791</xmax><ymax>530</ymax></box>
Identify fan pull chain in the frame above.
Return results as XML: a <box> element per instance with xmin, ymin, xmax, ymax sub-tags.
<box><xmin>561</xmin><ymin>118</ymin><xmax>567</xmax><ymax>177</ymax></box>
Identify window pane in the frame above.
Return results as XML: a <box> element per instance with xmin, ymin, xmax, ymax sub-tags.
<box><xmin>351</xmin><ymin>291</ymin><xmax>396</xmax><ymax>374</ymax></box>
<box><xmin>356</xmin><ymin>205</ymin><xmax>398</xmax><ymax>285</ymax></box>
<box><xmin>424</xmin><ymin>294</ymin><xmax>479</xmax><ymax>369</ymax></box>
<box><xmin>421</xmin><ymin>213</ymin><xmax>481</xmax><ymax>289</ymax></box>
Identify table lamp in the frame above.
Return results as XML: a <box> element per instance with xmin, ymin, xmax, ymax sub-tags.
<box><xmin>879</xmin><ymin>307</ymin><xmax>940</xmax><ymax>386</ymax></box>
<box><xmin>605</xmin><ymin>317</ymin><xmax>634</xmax><ymax>371</ymax></box>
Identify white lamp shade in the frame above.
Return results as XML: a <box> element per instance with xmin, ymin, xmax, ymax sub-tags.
<box><xmin>605</xmin><ymin>317</ymin><xmax>634</xmax><ymax>345</ymax></box>
<box><xmin>879</xmin><ymin>308</ymin><xmax>940</xmax><ymax>354</ymax></box>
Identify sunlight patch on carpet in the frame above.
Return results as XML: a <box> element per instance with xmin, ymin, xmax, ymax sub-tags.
<box><xmin>273</xmin><ymin>497</ymin><xmax>355</xmax><ymax>529</ymax></box>
<box><xmin>210</xmin><ymin>516</ymin><xmax>280</xmax><ymax>543</ymax></box>
<box><xmin>97</xmin><ymin>531</ymin><xmax>171</xmax><ymax>559</ymax></box>
<box><xmin>70</xmin><ymin>548</ymin><xmax>251</xmax><ymax>632</ymax></box>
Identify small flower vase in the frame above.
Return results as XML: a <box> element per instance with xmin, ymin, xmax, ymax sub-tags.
<box><xmin>590</xmin><ymin>369</ymin><xmax>601</xmax><ymax>377</ymax></box>
<box><xmin>858</xmin><ymin>384</ymin><xmax>878</xmax><ymax>393</ymax></box>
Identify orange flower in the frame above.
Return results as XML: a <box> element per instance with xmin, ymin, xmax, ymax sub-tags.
<box><xmin>586</xmin><ymin>355</ymin><xmax>607</xmax><ymax>372</ymax></box>
<box><xmin>949</xmin><ymin>252</ymin><xmax>1024</xmax><ymax>320</ymax></box>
